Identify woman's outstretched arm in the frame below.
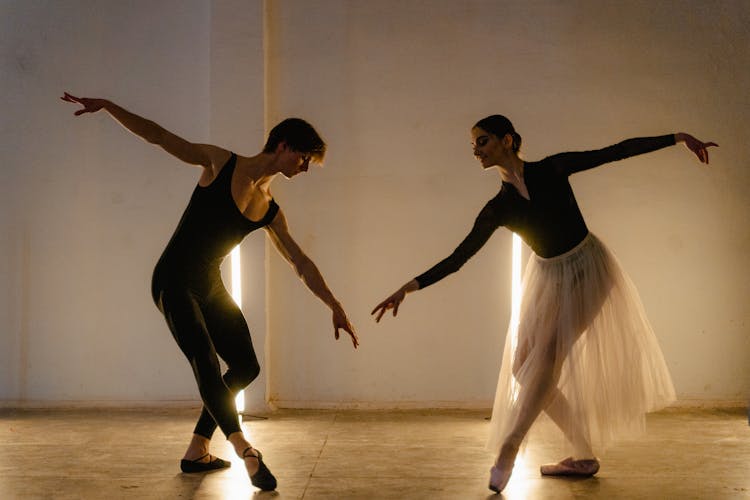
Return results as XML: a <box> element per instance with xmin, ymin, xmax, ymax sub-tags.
<box><xmin>265</xmin><ymin>208</ymin><xmax>359</xmax><ymax>349</ymax></box>
<box><xmin>371</xmin><ymin>198</ymin><xmax>502</xmax><ymax>322</ymax></box>
<box><xmin>61</xmin><ymin>92</ymin><xmax>229</xmax><ymax>169</ymax></box>
<box><xmin>552</xmin><ymin>133</ymin><xmax>718</xmax><ymax>175</ymax></box>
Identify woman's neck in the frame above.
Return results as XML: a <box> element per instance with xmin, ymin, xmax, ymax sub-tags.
<box><xmin>497</xmin><ymin>154</ymin><xmax>524</xmax><ymax>183</ymax></box>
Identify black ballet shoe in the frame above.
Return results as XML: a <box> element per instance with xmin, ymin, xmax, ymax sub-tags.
<box><xmin>180</xmin><ymin>453</ymin><xmax>231</xmax><ymax>473</ymax></box>
<box><xmin>243</xmin><ymin>446</ymin><xmax>277</xmax><ymax>491</ymax></box>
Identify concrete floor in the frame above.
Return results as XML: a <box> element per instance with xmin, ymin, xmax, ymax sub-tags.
<box><xmin>0</xmin><ymin>407</ymin><xmax>748</xmax><ymax>499</ymax></box>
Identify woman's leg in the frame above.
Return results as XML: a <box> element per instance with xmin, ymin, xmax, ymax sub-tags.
<box><xmin>490</xmin><ymin>341</ymin><xmax>561</xmax><ymax>491</ymax></box>
<box><xmin>539</xmin><ymin>391</ymin><xmax>600</xmax><ymax>478</ymax></box>
<box><xmin>543</xmin><ymin>388</ymin><xmax>594</xmax><ymax>458</ymax></box>
<box><xmin>500</xmin><ymin>342</ymin><xmax>561</xmax><ymax>458</ymax></box>
<box><xmin>541</xmin><ymin>269</ymin><xmax>608</xmax><ymax>460</ymax></box>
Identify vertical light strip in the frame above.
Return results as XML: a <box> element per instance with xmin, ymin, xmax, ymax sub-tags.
<box><xmin>230</xmin><ymin>245</ymin><xmax>245</xmax><ymax>414</ymax></box>
<box><xmin>510</xmin><ymin>233</ymin><xmax>522</xmax><ymax>328</ymax></box>
<box><xmin>509</xmin><ymin>233</ymin><xmax>522</xmax><ymax>403</ymax></box>
<box><xmin>230</xmin><ymin>245</ymin><xmax>242</xmax><ymax>306</ymax></box>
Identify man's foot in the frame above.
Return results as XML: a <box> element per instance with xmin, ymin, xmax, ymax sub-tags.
<box><xmin>180</xmin><ymin>453</ymin><xmax>231</xmax><ymax>473</ymax></box>
<box><xmin>540</xmin><ymin>457</ymin><xmax>600</xmax><ymax>476</ymax></box>
<box><xmin>243</xmin><ymin>447</ymin><xmax>277</xmax><ymax>491</ymax></box>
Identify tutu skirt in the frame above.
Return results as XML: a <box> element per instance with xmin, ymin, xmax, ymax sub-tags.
<box><xmin>487</xmin><ymin>233</ymin><xmax>676</xmax><ymax>456</ymax></box>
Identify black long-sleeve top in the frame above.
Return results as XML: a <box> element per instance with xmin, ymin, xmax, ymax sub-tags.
<box><xmin>414</xmin><ymin>135</ymin><xmax>676</xmax><ymax>289</ymax></box>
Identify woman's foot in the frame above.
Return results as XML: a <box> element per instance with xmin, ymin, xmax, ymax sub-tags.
<box><xmin>540</xmin><ymin>456</ymin><xmax>600</xmax><ymax>476</ymax></box>
<box><xmin>243</xmin><ymin>447</ymin><xmax>277</xmax><ymax>491</ymax></box>
<box><xmin>489</xmin><ymin>464</ymin><xmax>512</xmax><ymax>494</ymax></box>
<box><xmin>489</xmin><ymin>443</ymin><xmax>518</xmax><ymax>493</ymax></box>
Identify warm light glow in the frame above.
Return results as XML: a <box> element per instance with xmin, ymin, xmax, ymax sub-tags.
<box><xmin>230</xmin><ymin>245</ymin><xmax>245</xmax><ymax>414</ymax></box>
<box><xmin>509</xmin><ymin>233</ymin><xmax>522</xmax><ymax>403</ymax></box>
<box><xmin>502</xmin><ymin>452</ymin><xmax>533</xmax><ymax>496</ymax></box>
<box><xmin>511</xmin><ymin>233</ymin><xmax>522</xmax><ymax>328</ymax></box>
<box><xmin>230</xmin><ymin>245</ymin><xmax>242</xmax><ymax>306</ymax></box>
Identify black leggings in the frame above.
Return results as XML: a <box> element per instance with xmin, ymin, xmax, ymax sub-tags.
<box><xmin>154</xmin><ymin>275</ymin><xmax>259</xmax><ymax>439</ymax></box>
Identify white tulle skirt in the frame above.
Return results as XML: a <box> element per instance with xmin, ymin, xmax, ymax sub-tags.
<box><xmin>487</xmin><ymin>233</ymin><xmax>676</xmax><ymax>457</ymax></box>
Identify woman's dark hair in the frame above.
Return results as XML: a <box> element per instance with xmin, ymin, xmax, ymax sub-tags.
<box><xmin>474</xmin><ymin>115</ymin><xmax>522</xmax><ymax>153</ymax></box>
<box><xmin>262</xmin><ymin>118</ymin><xmax>326</xmax><ymax>162</ymax></box>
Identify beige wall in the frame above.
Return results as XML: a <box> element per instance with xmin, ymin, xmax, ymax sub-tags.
<box><xmin>1</xmin><ymin>0</ymin><xmax>747</xmax><ymax>408</ymax></box>
<box><xmin>1</xmin><ymin>0</ymin><xmax>214</xmax><ymax>403</ymax></box>
<box><xmin>265</xmin><ymin>0</ymin><xmax>749</xmax><ymax>406</ymax></box>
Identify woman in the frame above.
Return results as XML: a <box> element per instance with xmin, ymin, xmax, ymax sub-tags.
<box><xmin>372</xmin><ymin>115</ymin><xmax>716</xmax><ymax>493</ymax></box>
<box><xmin>62</xmin><ymin>92</ymin><xmax>358</xmax><ymax>491</ymax></box>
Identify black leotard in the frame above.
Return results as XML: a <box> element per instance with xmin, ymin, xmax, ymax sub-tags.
<box><xmin>152</xmin><ymin>152</ymin><xmax>278</xmax><ymax>298</ymax></box>
<box><xmin>151</xmin><ymin>152</ymin><xmax>279</xmax><ymax>439</ymax></box>
<box><xmin>414</xmin><ymin>135</ymin><xmax>676</xmax><ymax>289</ymax></box>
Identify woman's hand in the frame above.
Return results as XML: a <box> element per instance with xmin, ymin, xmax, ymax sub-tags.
<box><xmin>676</xmin><ymin>132</ymin><xmax>718</xmax><ymax>164</ymax></box>
<box><xmin>61</xmin><ymin>92</ymin><xmax>108</xmax><ymax>115</ymax></box>
<box><xmin>332</xmin><ymin>307</ymin><xmax>359</xmax><ymax>349</ymax></box>
<box><xmin>371</xmin><ymin>280</ymin><xmax>419</xmax><ymax>322</ymax></box>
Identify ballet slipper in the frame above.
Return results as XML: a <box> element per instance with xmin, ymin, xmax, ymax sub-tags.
<box><xmin>180</xmin><ymin>453</ymin><xmax>231</xmax><ymax>473</ymax></box>
<box><xmin>540</xmin><ymin>456</ymin><xmax>600</xmax><ymax>476</ymax></box>
<box><xmin>488</xmin><ymin>463</ymin><xmax>514</xmax><ymax>493</ymax></box>
<box><xmin>243</xmin><ymin>447</ymin><xmax>277</xmax><ymax>491</ymax></box>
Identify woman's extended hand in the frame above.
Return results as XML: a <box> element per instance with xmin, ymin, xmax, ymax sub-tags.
<box><xmin>676</xmin><ymin>132</ymin><xmax>718</xmax><ymax>164</ymax></box>
<box><xmin>61</xmin><ymin>92</ymin><xmax>107</xmax><ymax>115</ymax></box>
<box><xmin>371</xmin><ymin>280</ymin><xmax>419</xmax><ymax>322</ymax></box>
<box><xmin>333</xmin><ymin>307</ymin><xmax>359</xmax><ymax>349</ymax></box>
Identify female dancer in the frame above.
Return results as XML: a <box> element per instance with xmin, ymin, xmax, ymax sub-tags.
<box><xmin>372</xmin><ymin>115</ymin><xmax>716</xmax><ymax>493</ymax></box>
<box><xmin>62</xmin><ymin>92</ymin><xmax>358</xmax><ymax>491</ymax></box>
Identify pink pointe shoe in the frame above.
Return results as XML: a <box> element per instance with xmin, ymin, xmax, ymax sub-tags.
<box><xmin>488</xmin><ymin>463</ymin><xmax>513</xmax><ymax>494</ymax></box>
<box><xmin>540</xmin><ymin>456</ymin><xmax>600</xmax><ymax>477</ymax></box>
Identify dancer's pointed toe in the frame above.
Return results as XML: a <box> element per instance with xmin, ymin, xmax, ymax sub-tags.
<box><xmin>488</xmin><ymin>464</ymin><xmax>513</xmax><ymax>494</ymax></box>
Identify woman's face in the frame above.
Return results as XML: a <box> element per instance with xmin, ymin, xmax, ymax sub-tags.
<box><xmin>471</xmin><ymin>126</ymin><xmax>503</xmax><ymax>168</ymax></box>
